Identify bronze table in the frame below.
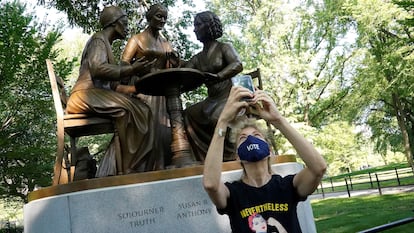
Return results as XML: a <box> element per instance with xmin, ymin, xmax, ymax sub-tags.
<box><xmin>135</xmin><ymin>68</ymin><xmax>206</xmax><ymax>167</ymax></box>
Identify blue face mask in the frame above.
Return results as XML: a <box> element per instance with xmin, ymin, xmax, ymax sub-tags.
<box><xmin>237</xmin><ymin>135</ymin><xmax>270</xmax><ymax>162</ymax></box>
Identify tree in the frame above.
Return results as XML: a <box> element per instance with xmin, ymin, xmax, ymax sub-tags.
<box><xmin>314</xmin><ymin>122</ymin><xmax>363</xmax><ymax>175</ymax></box>
<box><xmin>208</xmin><ymin>0</ymin><xmax>355</xmax><ymax>126</ymax></box>
<box><xmin>206</xmin><ymin>0</ymin><xmax>367</xmax><ymax>171</ymax></box>
<box><xmin>342</xmin><ymin>0</ymin><xmax>414</xmax><ymax>169</ymax></box>
<box><xmin>0</xmin><ymin>1</ymin><xmax>75</xmax><ymax>202</ymax></box>
<box><xmin>207</xmin><ymin>0</ymin><xmax>414</xmax><ymax>171</ymax></box>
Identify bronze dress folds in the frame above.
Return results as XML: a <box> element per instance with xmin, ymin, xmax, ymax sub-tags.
<box><xmin>66</xmin><ymin>32</ymin><xmax>154</xmax><ymax>176</ymax></box>
<box><xmin>184</xmin><ymin>41</ymin><xmax>242</xmax><ymax>162</ymax></box>
<box><xmin>122</xmin><ymin>28</ymin><xmax>175</xmax><ymax>169</ymax></box>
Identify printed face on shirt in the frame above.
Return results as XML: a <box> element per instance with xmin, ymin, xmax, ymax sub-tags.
<box><xmin>250</xmin><ymin>214</ymin><xmax>267</xmax><ymax>233</ymax></box>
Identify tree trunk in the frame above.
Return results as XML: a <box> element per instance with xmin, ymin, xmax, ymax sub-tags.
<box><xmin>392</xmin><ymin>93</ymin><xmax>414</xmax><ymax>173</ymax></box>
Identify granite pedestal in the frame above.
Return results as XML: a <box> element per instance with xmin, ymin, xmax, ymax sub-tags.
<box><xmin>24</xmin><ymin>162</ymin><xmax>316</xmax><ymax>233</ymax></box>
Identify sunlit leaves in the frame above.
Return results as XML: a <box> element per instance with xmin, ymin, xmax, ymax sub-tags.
<box><xmin>0</xmin><ymin>1</ymin><xmax>74</xmax><ymax>202</ymax></box>
<box><xmin>207</xmin><ymin>0</ymin><xmax>413</xmax><ymax>172</ymax></box>
<box><xmin>338</xmin><ymin>0</ymin><xmax>414</xmax><ymax>168</ymax></box>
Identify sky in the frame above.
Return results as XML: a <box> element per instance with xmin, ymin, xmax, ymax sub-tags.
<box><xmin>24</xmin><ymin>0</ymin><xmax>82</xmax><ymax>37</ymax></box>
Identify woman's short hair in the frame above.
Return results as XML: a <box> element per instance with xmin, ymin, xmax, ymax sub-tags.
<box><xmin>229</xmin><ymin>117</ymin><xmax>267</xmax><ymax>145</ymax></box>
<box><xmin>145</xmin><ymin>3</ymin><xmax>167</xmax><ymax>21</ymax></box>
<box><xmin>194</xmin><ymin>11</ymin><xmax>223</xmax><ymax>40</ymax></box>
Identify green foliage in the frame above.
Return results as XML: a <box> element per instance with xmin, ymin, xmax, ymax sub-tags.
<box><xmin>0</xmin><ymin>1</ymin><xmax>75</xmax><ymax>202</ymax></box>
<box><xmin>210</xmin><ymin>0</ymin><xmax>414</xmax><ymax>169</ymax></box>
<box><xmin>208</xmin><ymin>0</ymin><xmax>376</xmax><ymax>173</ymax></box>
<box><xmin>209</xmin><ymin>0</ymin><xmax>355</xmax><ymax>126</ymax></box>
<box><xmin>342</xmin><ymin>0</ymin><xmax>414</xmax><ymax>166</ymax></box>
<box><xmin>0</xmin><ymin>197</ymin><xmax>23</xmax><ymax>229</ymax></box>
<box><xmin>313</xmin><ymin>122</ymin><xmax>364</xmax><ymax>175</ymax></box>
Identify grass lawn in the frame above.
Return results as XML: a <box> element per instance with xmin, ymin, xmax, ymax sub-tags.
<box><xmin>311</xmin><ymin>193</ymin><xmax>414</xmax><ymax>233</ymax></box>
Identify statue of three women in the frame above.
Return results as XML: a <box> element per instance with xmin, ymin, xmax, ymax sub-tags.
<box><xmin>67</xmin><ymin>4</ymin><xmax>244</xmax><ymax>177</ymax></box>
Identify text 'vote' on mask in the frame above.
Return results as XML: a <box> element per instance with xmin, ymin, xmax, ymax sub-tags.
<box><xmin>237</xmin><ymin>135</ymin><xmax>270</xmax><ymax>162</ymax></box>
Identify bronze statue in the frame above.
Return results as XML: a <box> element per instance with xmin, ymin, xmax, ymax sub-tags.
<box><xmin>66</xmin><ymin>6</ymin><xmax>155</xmax><ymax>176</ymax></box>
<box><xmin>184</xmin><ymin>11</ymin><xmax>243</xmax><ymax>162</ymax></box>
<box><xmin>122</xmin><ymin>4</ymin><xmax>180</xmax><ymax>169</ymax></box>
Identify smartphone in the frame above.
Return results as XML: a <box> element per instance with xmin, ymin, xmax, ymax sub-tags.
<box><xmin>231</xmin><ymin>75</ymin><xmax>255</xmax><ymax>101</ymax></box>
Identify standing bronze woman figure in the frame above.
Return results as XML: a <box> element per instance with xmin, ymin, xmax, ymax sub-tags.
<box><xmin>184</xmin><ymin>11</ymin><xmax>243</xmax><ymax>162</ymax></box>
<box><xmin>122</xmin><ymin>4</ymin><xmax>179</xmax><ymax>169</ymax></box>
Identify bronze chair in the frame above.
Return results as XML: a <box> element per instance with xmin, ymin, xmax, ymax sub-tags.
<box><xmin>245</xmin><ymin>68</ymin><xmax>263</xmax><ymax>91</ymax></box>
<box><xmin>244</xmin><ymin>68</ymin><xmax>278</xmax><ymax>154</ymax></box>
<box><xmin>46</xmin><ymin>59</ymin><xmax>122</xmax><ymax>185</ymax></box>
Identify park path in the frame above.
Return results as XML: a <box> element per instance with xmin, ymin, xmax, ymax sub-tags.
<box><xmin>309</xmin><ymin>185</ymin><xmax>414</xmax><ymax>200</ymax></box>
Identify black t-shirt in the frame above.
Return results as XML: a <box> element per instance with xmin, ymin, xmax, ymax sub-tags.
<box><xmin>218</xmin><ymin>174</ymin><xmax>306</xmax><ymax>233</ymax></box>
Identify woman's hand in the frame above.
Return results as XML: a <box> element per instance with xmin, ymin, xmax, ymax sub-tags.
<box><xmin>131</xmin><ymin>57</ymin><xmax>156</xmax><ymax>74</ymax></box>
<box><xmin>115</xmin><ymin>84</ymin><xmax>136</xmax><ymax>94</ymax></box>
<box><xmin>250</xmin><ymin>90</ymin><xmax>283</xmax><ymax>124</ymax></box>
<box><xmin>218</xmin><ymin>86</ymin><xmax>252</xmax><ymax>124</ymax></box>
<box><xmin>166</xmin><ymin>51</ymin><xmax>181</xmax><ymax>68</ymax></box>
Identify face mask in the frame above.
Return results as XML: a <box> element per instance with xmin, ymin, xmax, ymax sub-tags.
<box><xmin>237</xmin><ymin>135</ymin><xmax>270</xmax><ymax>162</ymax></box>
